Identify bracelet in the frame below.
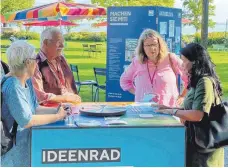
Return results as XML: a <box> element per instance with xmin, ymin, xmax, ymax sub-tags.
<box><xmin>172</xmin><ymin>109</ymin><xmax>179</xmax><ymax>116</ymax></box>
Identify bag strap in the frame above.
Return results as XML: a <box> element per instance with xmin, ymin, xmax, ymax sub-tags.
<box><xmin>11</xmin><ymin>121</ymin><xmax>18</xmax><ymax>145</ymax></box>
<box><xmin>1</xmin><ymin>76</ymin><xmax>18</xmax><ymax>145</ymax></box>
<box><xmin>1</xmin><ymin>61</ymin><xmax>9</xmax><ymax>74</ymax></box>
<box><xmin>207</xmin><ymin>77</ymin><xmax>223</xmax><ymax>105</ymax></box>
<box><xmin>168</xmin><ymin>53</ymin><xmax>179</xmax><ymax>92</ymax></box>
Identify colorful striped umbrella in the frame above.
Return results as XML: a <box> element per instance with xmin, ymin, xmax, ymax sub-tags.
<box><xmin>3</xmin><ymin>2</ymin><xmax>106</xmax><ymax>23</ymax></box>
<box><xmin>23</xmin><ymin>20</ymin><xmax>78</xmax><ymax>26</ymax></box>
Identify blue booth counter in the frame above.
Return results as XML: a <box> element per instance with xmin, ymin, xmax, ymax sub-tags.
<box><xmin>31</xmin><ymin>102</ymin><xmax>185</xmax><ymax>167</ymax></box>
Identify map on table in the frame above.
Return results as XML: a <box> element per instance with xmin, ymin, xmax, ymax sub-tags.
<box><xmin>75</xmin><ymin>103</ymin><xmax>182</xmax><ymax>127</ymax></box>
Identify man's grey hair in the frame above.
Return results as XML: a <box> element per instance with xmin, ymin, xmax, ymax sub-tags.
<box><xmin>6</xmin><ymin>40</ymin><xmax>36</xmax><ymax>73</ymax></box>
<box><xmin>40</xmin><ymin>27</ymin><xmax>62</xmax><ymax>47</ymax></box>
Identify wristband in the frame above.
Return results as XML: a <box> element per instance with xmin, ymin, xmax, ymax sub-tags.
<box><xmin>172</xmin><ymin>109</ymin><xmax>179</xmax><ymax>116</ymax></box>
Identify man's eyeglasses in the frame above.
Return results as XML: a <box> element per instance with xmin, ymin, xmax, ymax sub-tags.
<box><xmin>48</xmin><ymin>39</ymin><xmax>64</xmax><ymax>47</ymax></box>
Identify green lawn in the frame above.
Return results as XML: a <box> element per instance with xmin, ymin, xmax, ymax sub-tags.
<box><xmin>1</xmin><ymin>39</ymin><xmax>228</xmax><ymax>101</ymax></box>
<box><xmin>209</xmin><ymin>50</ymin><xmax>228</xmax><ymax>99</ymax></box>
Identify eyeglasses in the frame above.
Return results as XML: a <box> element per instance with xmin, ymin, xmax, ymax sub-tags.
<box><xmin>48</xmin><ymin>39</ymin><xmax>64</xmax><ymax>47</ymax></box>
<box><xmin>144</xmin><ymin>43</ymin><xmax>159</xmax><ymax>48</ymax></box>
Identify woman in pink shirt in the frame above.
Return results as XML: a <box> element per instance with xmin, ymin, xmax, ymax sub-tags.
<box><xmin>120</xmin><ymin>29</ymin><xmax>188</xmax><ymax>107</ymax></box>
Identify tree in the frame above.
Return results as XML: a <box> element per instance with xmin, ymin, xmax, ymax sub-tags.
<box><xmin>65</xmin><ymin>20</ymin><xmax>77</xmax><ymax>34</ymax></box>
<box><xmin>181</xmin><ymin>0</ymin><xmax>215</xmax><ymax>33</ymax></box>
<box><xmin>1</xmin><ymin>0</ymin><xmax>35</xmax><ymax>27</ymax></box>
<box><xmin>91</xmin><ymin>0</ymin><xmax>175</xmax><ymax>8</ymax></box>
<box><xmin>1</xmin><ymin>0</ymin><xmax>35</xmax><ymax>15</ymax></box>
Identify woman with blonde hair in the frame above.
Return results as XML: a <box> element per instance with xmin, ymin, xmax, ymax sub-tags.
<box><xmin>120</xmin><ymin>29</ymin><xmax>188</xmax><ymax>107</ymax></box>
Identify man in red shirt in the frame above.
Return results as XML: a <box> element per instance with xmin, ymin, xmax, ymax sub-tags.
<box><xmin>32</xmin><ymin>27</ymin><xmax>81</xmax><ymax>105</ymax></box>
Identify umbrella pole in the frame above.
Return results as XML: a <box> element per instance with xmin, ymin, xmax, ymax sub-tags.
<box><xmin>59</xmin><ymin>19</ymin><xmax>62</xmax><ymax>33</ymax></box>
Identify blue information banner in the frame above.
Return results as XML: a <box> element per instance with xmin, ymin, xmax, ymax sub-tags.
<box><xmin>157</xmin><ymin>7</ymin><xmax>182</xmax><ymax>92</ymax></box>
<box><xmin>106</xmin><ymin>7</ymin><xmax>182</xmax><ymax>102</ymax></box>
<box><xmin>31</xmin><ymin>127</ymin><xmax>185</xmax><ymax>167</ymax></box>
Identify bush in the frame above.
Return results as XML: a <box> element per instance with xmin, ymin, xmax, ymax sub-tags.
<box><xmin>194</xmin><ymin>32</ymin><xmax>227</xmax><ymax>47</ymax></box>
<box><xmin>1</xmin><ymin>31</ymin><xmax>40</xmax><ymax>40</ymax></box>
<box><xmin>1</xmin><ymin>31</ymin><xmax>16</xmax><ymax>39</ymax></box>
<box><xmin>182</xmin><ymin>32</ymin><xmax>227</xmax><ymax>47</ymax></box>
<box><xmin>182</xmin><ymin>35</ymin><xmax>194</xmax><ymax>44</ymax></box>
<box><xmin>208</xmin><ymin>32</ymin><xmax>227</xmax><ymax>46</ymax></box>
<box><xmin>15</xmin><ymin>31</ymin><xmax>40</xmax><ymax>40</ymax></box>
<box><xmin>64</xmin><ymin>32</ymin><xmax>106</xmax><ymax>42</ymax></box>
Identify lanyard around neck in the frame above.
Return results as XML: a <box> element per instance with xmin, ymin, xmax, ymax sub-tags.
<box><xmin>147</xmin><ymin>61</ymin><xmax>157</xmax><ymax>89</ymax></box>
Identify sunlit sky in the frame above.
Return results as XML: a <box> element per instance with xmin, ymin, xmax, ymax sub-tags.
<box><xmin>36</xmin><ymin>0</ymin><xmax>228</xmax><ymax>23</ymax></box>
<box><xmin>174</xmin><ymin>0</ymin><xmax>228</xmax><ymax>23</ymax></box>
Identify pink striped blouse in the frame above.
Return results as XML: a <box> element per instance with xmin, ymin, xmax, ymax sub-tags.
<box><xmin>120</xmin><ymin>53</ymin><xmax>188</xmax><ymax>107</ymax></box>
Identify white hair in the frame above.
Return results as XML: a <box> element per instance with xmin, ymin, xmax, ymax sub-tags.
<box><xmin>40</xmin><ymin>27</ymin><xmax>62</xmax><ymax>47</ymax></box>
<box><xmin>6</xmin><ymin>40</ymin><xmax>36</xmax><ymax>73</ymax></box>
